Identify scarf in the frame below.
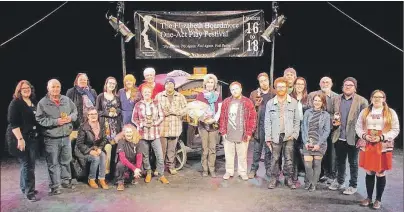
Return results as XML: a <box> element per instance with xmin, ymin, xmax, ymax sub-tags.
<box><xmin>203</xmin><ymin>91</ymin><xmax>218</xmax><ymax>114</ymax></box>
<box><xmin>76</xmin><ymin>86</ymin><xmax>95</xmax><ymax>105</ymax></box>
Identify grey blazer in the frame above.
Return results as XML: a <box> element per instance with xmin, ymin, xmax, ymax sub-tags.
<box><xmin>330</xmin><ymin>93</ymin><xmax>368</xmax><ymax>145</ymax></box>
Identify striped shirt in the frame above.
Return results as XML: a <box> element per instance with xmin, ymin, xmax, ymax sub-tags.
<box><xmin>308</xmin><ymin>110</ymin><xmax>321</xmax><ymax>143</ymax></box>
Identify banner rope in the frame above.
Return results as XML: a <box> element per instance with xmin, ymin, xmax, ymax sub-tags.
<box><xmin>327</xmin><ymin>2</ymin><xmax>403</xmax><ymax>53</ymax></box>
<box><xmin>0</xmin><ymin>1</ymin><xmax>68</xmax><ymax>48</ymax></box>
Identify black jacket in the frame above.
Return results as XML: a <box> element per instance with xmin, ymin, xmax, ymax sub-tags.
<box><xmin>66</xmin><ymin>87</ymin><xmax>97</xmax><ymax>130</ymax></box>
<box><xmin>75</xmin><ymin>122</ymin><xmax>107</xmax><ymax>157</ymax></box>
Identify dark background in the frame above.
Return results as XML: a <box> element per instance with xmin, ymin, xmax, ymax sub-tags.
<box><xmin>0</xmin><ymin>1</ymin><xmax>402</xmax><ymax>157</ymax></box>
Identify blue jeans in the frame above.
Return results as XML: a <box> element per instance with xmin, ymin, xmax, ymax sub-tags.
<box><xmin>142</xmin><ymin>138</ymin><xmax>164</xmax><ymax>175</ymax></box>
<box><xmin>44</xmin><ymin>137</ymin><xmax>72</xmax><ymax>189</ymax></box>
<box><xmin>19</xmin><ymin>138</ymin><xmax>38</xmax><ymax>195</ymax></box>
<box><xmin>86</xmin><ymin>151</ymin><xmax>106</xmax><ymax>179</ymax></box>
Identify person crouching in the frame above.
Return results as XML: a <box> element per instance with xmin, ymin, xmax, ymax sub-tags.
<box><xmin>115</xmin><ymin>125</ymin><xmax>144</xmax><ymax>191</ymax></box>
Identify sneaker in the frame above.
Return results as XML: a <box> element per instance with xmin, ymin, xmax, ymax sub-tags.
<box><xmin>240</xmin><ymin>175</ymin><xmax>249</xmax><ymax>181</ymax></box>
<box><xmin>308</xmin><ymin>184</ymin><xmax>316</xmax><ymax>192</ymax></box>
<box><xmin>169</xmin><ymin>169</ymin><xmax>178</xmax><ymax>175</ymax></box>
<box><xmin>328</xmin><ymin>180</ymin><xmax>345</xmax><ymax>190</ymax></box>
<box><xmin>326</xmin><ymin>178</ymin><xmax>335</xmax><ymax>185</ymax></box>
<box><xmin>268</xmin><ymin>178</ymin><xmax>277</xmax><ymax>189</ymax></box>
<box><xmin>61</xmin><ymin>180</ymin><xmax>76</xmax><ymax>189</ymax></box>
<box><xmin>372</xmin><ymin>200</ymin><xmax>381</xmax><ymax>209</ymax></box>
<box><xmin>343</xmin><ymin>186</ymin><xmax>357</xmax><ymax>195</ymax></box>
<box><xmin>285</xmin><ymin>178</ymin><xmax>296</xmax><ymax>189</ymax></box>
<box><xmin>154</xmin><ymin>170</ymin><xmax>159</xmax><ymax>176</ymax></box>
<box><xmin>117</xmin><ymin>183</ymin><xmax>124</xmax><ymax>191</ymax></box>
<box><xmin>210</xmin><ymin>172</ymin><xmax>217</xmax><ymax>178</ymax></box>
<box><xmin>48</xmin><ymin>188</ymin><xmax>61</xmax><ymax>196</ymax></box>
<box><xmin>319</xmin><ymin>176</ymin><xmax>328</xmax><ymax>183</ymax></box>
<box><xmin>202</xmin><ymin>172</ymin><xmax>208</xmax><ymax>177</ymax></box>
<box><xmin>359</xmin><ymin>198</ymin><xmax>372</xmax><ymax>207</ymax></box>
<box><xmin>304</xmin><ymin>182</ymin><xmax>311</xmax><ymax>190</ymax></box>
<box><xmin>248</xmin><ymin>170</ymin><xmax>257</xmax><ymax>179</ymax></box>
<box><xmin>27</xmin><ymin>194</ymin><xmax>39</xmax><ymax>202</ymax></box>
<box><xmin>22</xmin><ymin>190</ymin><xmax>39</xmax><ymax>195</ymax></box>
<box><xmin>223</xmin><ymin>173</ymin><xmax>233</xmax><ymax>180</ymax></box>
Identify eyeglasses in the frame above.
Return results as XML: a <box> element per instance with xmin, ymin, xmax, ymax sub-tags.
<box><xmin>88</xmin><ymin>113</ymin><xmax>98</xmax><ymax>116</ymax></box>
<box><xmin>295</xmin><ymin>83</ymin><xmax>305</xmax><ymax>86</ymax></box>
<box><xmin>276</xmin><ymin>86</ymin><xmax>287</xmax><ymax>89</ymax></box>
<box><xmin>344</xmin><ymin>84</ymin><xmax>355</xmax><ymax>87</ymax></box>
<box><xmin>21</xmin><ymin>87</ymin><xmax>31</xmax><ymax>90</ymax></box>
<box><xmin>372</xmin><ymin>96</ymin><xmax>385</xmax><ymax>99</ymax></box>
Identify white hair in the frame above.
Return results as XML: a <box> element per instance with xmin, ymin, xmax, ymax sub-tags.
<box><xmin>143</xmin><ymin>67</ymin><xmax>156</xmax><ymax>76</ymax></box>
<box><xmin>47</xmin><ymin>79</ymin><xmax>61</xmax><ymax>89</ymax></box>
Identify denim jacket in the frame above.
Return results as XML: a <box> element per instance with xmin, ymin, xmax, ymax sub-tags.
<box><xmin>301</xmin><ymin>108</ymin><xmax>331</xmax><ymax>145</ymax></box>
<box><xmin>264</xmin><ymin>95</ymin><xmax>300</xmax><ymax>143</ymax></box>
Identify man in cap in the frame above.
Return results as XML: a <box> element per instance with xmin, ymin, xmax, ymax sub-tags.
<box><xmin>155</xmin><ymin>77</ymin><xmax>187</xmax><ymax>175</ymax></box>
<box><xmin>328</xmin><ymin>77</ymin><xmax>368</xmax><ymax>195</ymax></box>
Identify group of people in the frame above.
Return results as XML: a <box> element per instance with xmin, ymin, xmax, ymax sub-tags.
<box><xmin>6</xmin><ymin>67</ymin><xmax>400</xmax><ymax>210</ymax></box>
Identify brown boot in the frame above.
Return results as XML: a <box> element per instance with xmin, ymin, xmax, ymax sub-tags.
<box><xmin>88</xmin><ymin>179</ymin><xmax>98</xmax><ymax>189</ymax></box>
<box><xmin>98</xmin><ymin>179</ymin><xmax>109</xmax><ymax>190</ymax></box>
<box><xmin>159</xmin><ymin>176</ymin><xmax>169</xmax><ymax>184</ymax></box>
<box><xmin>117</xmin><ymin>183</ymin><xmax>124</xmax><ymax>191</ymax></box>
<box><xmin>145</xmin><ymin>170</ymin><xmax>152</xmax><ymax>183</ymax></box>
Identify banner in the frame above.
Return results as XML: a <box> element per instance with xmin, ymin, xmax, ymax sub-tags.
<box><xmin>134</xmin><ymin>10</ymin><xmax>265</xmax><ymax>59</ymax></box>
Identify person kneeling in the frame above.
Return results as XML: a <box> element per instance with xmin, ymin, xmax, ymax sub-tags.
<box><xmin>115</xmin><ymin>125</ymin><xmax>144</xmax><ymax>191</ymax></box>
<box><xmin>76</xmin><ymin>107</ymin><xmax>109</xmax><ymax>189</ymax></box>
<box><xmin>301</xmin><ymin>94</ymin><xmax>330</xmax><ymax>191</ymax></box>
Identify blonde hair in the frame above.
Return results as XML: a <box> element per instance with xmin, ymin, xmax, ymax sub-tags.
<box><xmin>123</xmin><ymin>74</ymin><xmax>138</xmax><ymax>101</ymax></box>
<box><xmin>202</xmin><ymin>74</ymin><xmax>218</xmax><ymax>90</ymax></box>
<box><xmin>361</xmin><ymin>90</ymin><xmax>392</xmax><ymax>132</ymax></box>
<box><xmin>120</xmin><ymin>124</ymin><xmax>142</xmax><ymax>144</ymax></box>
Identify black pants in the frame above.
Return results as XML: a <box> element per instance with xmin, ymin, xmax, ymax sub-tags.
<box><xmin>115</xmin><ymin>161</ymin><xmax>135</xmax><ymax>184</ymax></box>
<box><xmin>321</xmin><ymin>136</ymin><xmax>337</xmax><ymax>179</ymax></box>
<box><xmin>18</xmin><ymin>138</ymin><xmax>38</xmax><ymax>196</ymax></box>
<box><xmin>335</xmin><ymin>140</ymin><xmax>359</xmax><ymax>188</ymax></box>
<box><xmin>250</xmin><ymin>130</ymin><xmax>271</xmax><ymax>175</ymax></box>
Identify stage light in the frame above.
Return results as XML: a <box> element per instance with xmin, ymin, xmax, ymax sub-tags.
<box><xmin>106</xmin><ymin>14</ymin><xmax>135</xmax><ymax>42</ymax></box>
<box><xmin>261</xmin><ymin>14</ymin><xmax>286</xmax><ymax>42</ymax></box>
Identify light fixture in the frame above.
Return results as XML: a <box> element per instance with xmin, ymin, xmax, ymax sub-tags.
<box><xmin>106</xmin><ymin>13</ymin><xmax>135</xmax><ymax>42</ymax></box>
<box><xmin>261</xmin><ymin>14</ymin><xmax>286</xmax><ymax>42</ymax></box>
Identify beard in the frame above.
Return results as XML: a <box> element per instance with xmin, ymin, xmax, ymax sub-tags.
<box><xmin>277</xmin><ymin>90</ymin><xmax>286</xmax><ymax>96</ymax></box>
<box><xmin>321</xmin><ymin>87</ymin><xmax>331</xmax><ymax>93</ymax></box>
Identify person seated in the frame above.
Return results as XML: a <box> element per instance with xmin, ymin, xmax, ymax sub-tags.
<box><xmin>115</xmin><ymin>125</ymin><xmax>144</xmax><ymax>191</ymax></box>
<box><xmin>75</xmin><ymin>106</ymin><xmax>109</xmax><ymax>189</ymax></box>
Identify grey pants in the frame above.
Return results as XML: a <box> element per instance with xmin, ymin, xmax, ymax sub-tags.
<box><xmin>44</xmin><ymin>137</ymin><xmax>72</xmax><ymax>189</ymax></box>
<box><xmin>269</xmin><ymin>138</ymin><xmax>294</xmax><ymax>178</ymax></box>
<box><xmin>199</xmin><ymin>127</ymin><xmax>218</xmax><ymax>173</ymax></box>
<box><xmin>160</xmin><ymin>137</ymin><xmax>178</xmax><ymax>169</ymax></box>
<box><xmin>142</xmin><ymin>139</ymin><xmax>164</xmax><ymax>175</ymax></box>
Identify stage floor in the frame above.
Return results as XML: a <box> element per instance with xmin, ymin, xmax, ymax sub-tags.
<box><xmin>1</xmin><ymin>143</ymin><xmax>402</xmax><ymax>212</ymax></box>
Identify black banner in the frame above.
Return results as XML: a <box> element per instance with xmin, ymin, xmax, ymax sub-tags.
<box><xmin>134</xmin><ymin>10</ymin><xmax>265</xmax><ymax>59</ymax></box>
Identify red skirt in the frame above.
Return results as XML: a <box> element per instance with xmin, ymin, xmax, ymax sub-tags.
<box><xmin>359</xmin><ymin>142</ymin><xmax>392</xmax><ymax>172</ymax></box>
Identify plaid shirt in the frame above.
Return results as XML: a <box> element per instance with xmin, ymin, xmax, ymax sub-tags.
<box><xmin>132</xmin><ymin>100</ymin><xmax>164</xmax><ymax>140</ymax></box>
<box><xmin>219</xmin><ymin>96</ymin><xmax>257</xmax><ymax>141</ymax></box>
<box><xmin>155</xmin><ymin>91</ymin><xmax>188</xmax><ymax>137</ymax></box>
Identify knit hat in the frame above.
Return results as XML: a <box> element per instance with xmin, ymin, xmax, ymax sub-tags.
<box><xmin>165</xmin><ymin>77</ymin><xmax>175</xmax><ymax>86</ymax></box>
<box><xmin>343</xmin><ymin>77</ymin><xmax>357</xmax><ymax>88</ymax></box>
